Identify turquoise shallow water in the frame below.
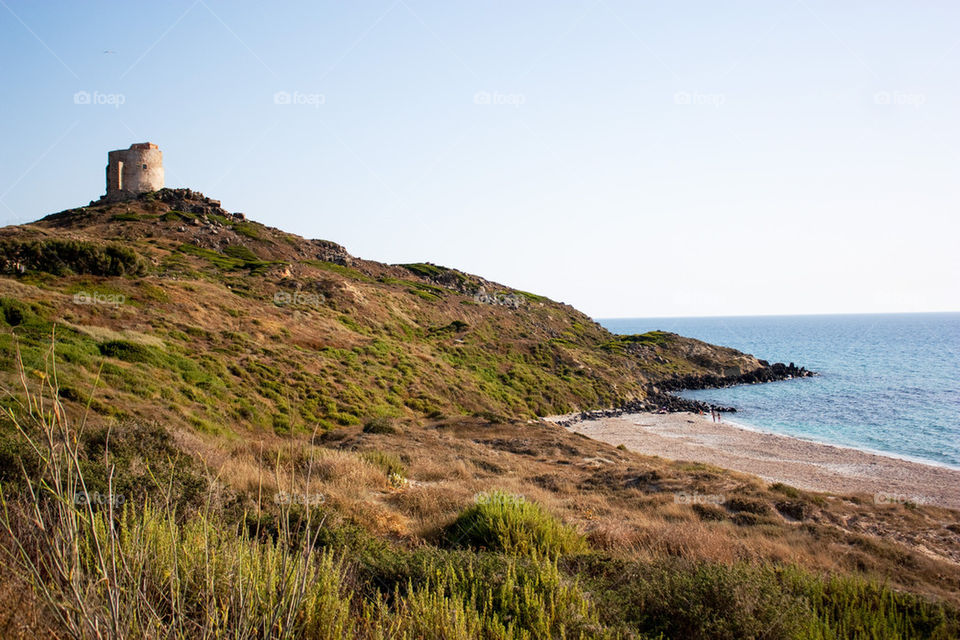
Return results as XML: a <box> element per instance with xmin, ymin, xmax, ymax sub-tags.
<box><xmin>598</xmin><ymin>313</ymin><xmax>960</xmax><ymax>469</ymax></box>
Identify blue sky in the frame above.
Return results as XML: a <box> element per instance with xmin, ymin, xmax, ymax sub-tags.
<box><xmin>2</xmin><ymin>0</ymin><xmax>958</xmax><ymax>317</ymax></box>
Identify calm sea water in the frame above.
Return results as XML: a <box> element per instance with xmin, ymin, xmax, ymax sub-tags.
<box><xmin>598</xmin><ymin>313</ymin><xmax>960</xmax><ymax>469</ymax></box>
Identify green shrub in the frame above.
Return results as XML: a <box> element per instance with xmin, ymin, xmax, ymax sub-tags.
<box><xmin>0</xmin><ymin>297</ymin><xmax>35</xmax><ymax>326</ymax></box>
<box><xmin>355</xmin><ymin>546</ymin><xmax>606</xmax><ymax>638</ymax></box>
<box><xmin>731</xmin><ymin>512</ymin><xmax>774</xmax><ymax>527</ymax></box>
<box><xmin>693</xmin><ymin>503</ymin><xmax>728</xmax><ymax>521</ymax></box>
<box><xmin>726</xmin><ymin>496</ymin><xmax>771</xmax><ymax>515</ymax></box>
<box><xmin>770</xmin><ymin>482</ymin><xmax>801</xmax><ymax>499</ymax></box>
<box><xmin>644</xmin><ymin>562</ymin><xmax>808</xmax><ymax>639</ymax></box>
<box><xmin>302</xmin><ymin>260</ymin><xmax>373</xmax><ymax>282</ymax></box>
<box><xmin>223</xmin><ymin>244</ymin><xmax>260</xmax><ymax>262</ymax></box>
<box><xmin>472</xmin><ymin>410</ymin><xmax>508</xmax><ymax>424</ymax></box>
<box><xmin>98</xmin><ymin>340</ymin><xmax>163</xmax><ymax>365</ymax></box>
<box><xmin>384</xmin><ymin>553</ymin><xmax>604</xmax><ymax>639</ymax></box>
<box><xmin>80</xmin><ymin>420</ymin><xmax>207</xmax><ymax>510</ymax></box>
<box><xmin>430</xmin><ymin>320</ymin><xmax>468</xmax><ymax>335</ymax></box>
<box><xmin>775</xmin><ymin>500</ymin><xmax>810</xmax><ymax>521</ymax></box>
<box><xmin>161</xmin><ymin>210</ymin><xmax>199</xmax><ymax>222</ymax></box>
<box><xmin>177</xmin><ymin>243</ymin><xmax>279</xmax><ymax>273</ymax></box>
<box><xmin>603</xmin><ymin>331</ymin><xmax>672</xmax><ymax>351</ymax></box>
<box><xmin>576</xmin><ymin>557</ymin><xmax>813</xmax><ymax>640</ymax></box>
<box><xmin>514</xmin><ymin>290</ymin><xmax>549</xmax><ymax>303</ymax></box>
<box><xmin>445</xmin><ymin>490</ymin><xmax>586</xmax><ymax>556</ymax></box>
<box><xmin>573</xmin><ymin>556</ymin><xmax>960</xmax><ymax>640</ymax></box>
<box><xmin>360</xmin><ymin>450</ymin><xmax>406</xmax><ymax>479</ymax></box>
<box><xmin>399</xmin><ymin>263</ymin><xmax>447</xmax><ymax>278</ymax></box>
<box><xmin>0</xmin><ymin>239</ymin><xmax>146</xmax><ymax>276</ymax></box>
<box><xmin>232</xmin><ymin>221</ymin><xmax>262</xmax><ymax>239</ymax></box>
<box><xmin>362</xmin><ymin>416</ymin><xmax>400</xmax><ymax>434</ymax></box>
<box><xmin>0</xmin><ymin>424</ymin><xmax>40</xmax><ymax>485</ymax></box>
<box><xmin>783</xmin><ymin>566</ymin><xmax>960</xmax><ymax>639</ymax></box>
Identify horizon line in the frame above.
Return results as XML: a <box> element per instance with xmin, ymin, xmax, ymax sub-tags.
<box><xmin>595</xmin><ymin>310</ymin><xmax>960</xmax><ymax>321</ymax></box>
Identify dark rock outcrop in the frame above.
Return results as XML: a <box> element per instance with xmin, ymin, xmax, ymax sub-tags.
<box><xmin>555</xmin><ymin>361</ymin><xmax>814</xmax><ymax>428</ymax></box>
<box><xmin>656</xmin><ymin>361</ymin><xmax>814</xmax><ymax>393</ymax></box>
<box><xmin>148</xmin><ymin>188</ymin><xmax>238</xmax><ymax>220</ymax></box>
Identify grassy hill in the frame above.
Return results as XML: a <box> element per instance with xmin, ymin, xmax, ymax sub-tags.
<box><xmin>0</xmin><ymin>189</ymin><xmax>957</xmax><ymax>639</ymax></box>
<box><xmin>0</xmin><ymin>188</ymin><xmax>778</xmax><ymax>435</ymax></box>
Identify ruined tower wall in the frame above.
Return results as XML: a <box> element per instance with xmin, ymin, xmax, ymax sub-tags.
<box><xmin>105</xmin><ymin>143</ymin><xmax>164</xmax><ymax>201</ymax></box>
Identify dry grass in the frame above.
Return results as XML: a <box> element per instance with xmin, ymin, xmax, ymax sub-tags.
<box><xmin>276</xmin><ymin>417</ymin><xmax>960</xmax><ymax>607</ymax></box>
<box><xmin>117</xmin><ymin>414</ymin><xmax>960</xmax><ymax>611</ymax></box>
<box><xmin>0</xmin><ymin>557</ymin><xmax>51</xmax><ymax>639</ymax></box>
<box><xmin>62</xmin><ymin>322</ymin><xmax>164</xmax><ymax>347</ymax></box>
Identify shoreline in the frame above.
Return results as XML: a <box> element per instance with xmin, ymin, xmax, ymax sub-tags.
<box><xmin>548</xmin><ymin>411</ymin><xmax>960</xmax><ymax>510</ymax></box>
<box><xmin>717</xmin><ymin>414</ymin><xmax>960</xmax><ymax>473</ymax></box>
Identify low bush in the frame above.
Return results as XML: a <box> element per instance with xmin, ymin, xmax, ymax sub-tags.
<box><xmin>784</xmin><ymin>566</ymin><xmax>960</xmax><ymax>639</ymax></box>
<box><xmin>726</xmin><ymin>496</ymin><xmax>771</xmax><ymax>515</ymax></box>
<box><xmin>223</xmin><ymin>244</ymin><xmax>261</xmax><ymax>262</ymax></box>
<box><xmin>572</xmin><ymin>555</ymin><xmax>960</xmax><ymax>640</ymax></box>
<box><xmin>98</xmin><ymin>339</ymin><xmax>163</xmax><ymax>365</ymax></box>
<box><xmin>360</xmin><ymin>449</ymin><xmax>406</xmax><ymax>480</ymax></box>
<box><xmin>0</xmin><ymin>239</ymin><xmax>146</xmax><ymax>276</ymax></box>
<box><xmin>378</xmin><ymin>552</ymin><xmax>604</xmax><ymax>639</ymax></box>
<box><xmin>776</xmin><ymin>500</ymin><xmax>811</xmax><ymax>521</ymax></box>
<box><xmin>362</xmin><ymin>415</ymin><xmax>400</xmax><ymax>434</ymax></box>
<box><xmin>770</xmin><ymin>482</ymin><xmax>802</xmax><ymax>499</ymax></box>
<box><xmin>444</xmin><ymin>490</ymin><xmax>586</xmax><ymax>556</ymax></box>
<box><xmin>0</xmin><ymin>297</ymin><xmax>36</xmax><ymax>326</ymax></box>
<box><xmin>693</xmin><ymin>503</ymin><xmax>728</xmax><ymax>521</ymax></box>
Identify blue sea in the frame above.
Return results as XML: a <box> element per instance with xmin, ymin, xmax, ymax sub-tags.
<box><xmin>598</xmin><ymin>313</ymin><xmax>960</xmax><ymax>470</ymax></box>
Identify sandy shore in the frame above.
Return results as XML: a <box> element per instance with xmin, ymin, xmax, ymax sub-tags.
<box><xmin>551</xmin><ymin>412</ymin><xmax>960</xmax><ymax>510</ymax></box>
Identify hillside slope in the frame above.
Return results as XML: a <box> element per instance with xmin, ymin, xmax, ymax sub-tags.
<box><xmin>1</xmin><ymin>190</ymin><xmax>957</xmax><ymax>639</ymax></box>
<box><xmin>0</xmin><ymin>188</ymin><xmax>803</xmax><ymax>435</ymax></box>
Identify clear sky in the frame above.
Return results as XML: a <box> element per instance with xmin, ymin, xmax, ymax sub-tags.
<box><xmin>2</xmin><ymin>1</ymin><xmax>958</xmax><ymax>318</ymax></box>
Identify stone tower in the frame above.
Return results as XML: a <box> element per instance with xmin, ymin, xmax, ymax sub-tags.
<box><xmin>104</xmin><ymin>142</ymin><xmax>164</xmax><ymax>201</ymax></box>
